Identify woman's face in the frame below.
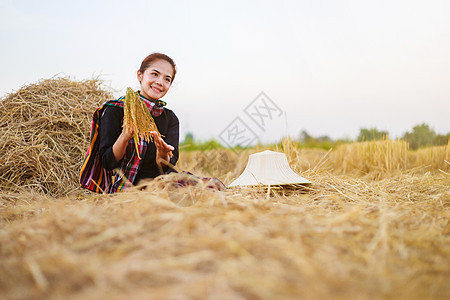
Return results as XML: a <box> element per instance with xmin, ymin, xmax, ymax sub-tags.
<box><xmin>137</xmin><ymin>59</ymin><xmax>174</xmax><ymax>100</ymax></box>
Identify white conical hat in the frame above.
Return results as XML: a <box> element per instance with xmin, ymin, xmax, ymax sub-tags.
<box><xmin>229</xmin><ymin>150</ymin><xmax>311</xmax><ymax>187</ymax></box>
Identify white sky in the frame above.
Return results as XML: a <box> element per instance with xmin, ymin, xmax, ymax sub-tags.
<box><xmin>1</xmin><ymin>0</ymin><xmax>449</xmax><ymax>143</ymax></box>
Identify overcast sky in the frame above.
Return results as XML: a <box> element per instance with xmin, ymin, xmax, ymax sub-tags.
<box><xmin>1</xmin><ymin>0</ymin><xmax>449</xmax><ymax>144</ymax></box>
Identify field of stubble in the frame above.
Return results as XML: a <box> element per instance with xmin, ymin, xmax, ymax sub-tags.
<box><xmin>1</xmin><ymin>141</ymin><xmax>449</xmax><ymax>300</ymax></box>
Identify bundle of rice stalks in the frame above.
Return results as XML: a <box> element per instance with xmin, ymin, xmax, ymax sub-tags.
<box><xmin>123</xmin><ymin>88</ymin><xmax>160</xmax><ymax>159</ymax></box>
<box><xmin>0</xmin><ymin>77</ymin><xmax>112</xmax><ymax>195</ymax></box>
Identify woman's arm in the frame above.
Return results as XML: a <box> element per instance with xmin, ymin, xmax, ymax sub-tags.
<box><xmin>112</xmin><ymin>129</ymin><xmax>134</xmax><ymax>162</ymax></box>
<box><xmin>98</xmin><ymin>106</ymin><xmax>131</xmax><ymax>170</ymax></box>
<box><xmin>155</xmin><ymin>110</ymin><xmax>179</xmax><ymax>170</ymax></box>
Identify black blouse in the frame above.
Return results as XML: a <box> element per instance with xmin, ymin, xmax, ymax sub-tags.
<box><xmin>98</xmin><ymin>105</ymin><xmax>179</xmax><ymax>183</ymax></box>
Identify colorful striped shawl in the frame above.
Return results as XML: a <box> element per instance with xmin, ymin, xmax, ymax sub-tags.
<box><xmin>79</xmin><ymin>97</ymin><xmax>156</xmax><ymax>193</ymax></box>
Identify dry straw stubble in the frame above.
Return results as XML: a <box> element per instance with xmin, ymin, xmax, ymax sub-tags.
<box><xmin>0</xmin><ymin>168</ymin><xmax>448</xmax><ymax>300</ymax></box>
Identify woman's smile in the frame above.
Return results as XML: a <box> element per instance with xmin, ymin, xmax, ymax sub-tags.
<box><xmin>151</xmin><ymin>85</ymin><xmax>162</xmax><ymax>93</ymax></box>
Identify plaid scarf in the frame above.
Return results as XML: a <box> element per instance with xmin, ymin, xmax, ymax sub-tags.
<box><xmin>80</xmin><ymin>94</ymin><xmax>164</xmax><ymax>193</ymax></box>
<box><xmin>137</xmin><ymin>92</ymin><xmax>166</xmax><ymax>117</ymax></box>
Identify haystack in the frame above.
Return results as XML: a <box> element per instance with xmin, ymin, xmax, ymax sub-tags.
<box><xmin>0</xmin><ymin>77</ymin><xmax>112</xmax><ymax>195</ymax></box>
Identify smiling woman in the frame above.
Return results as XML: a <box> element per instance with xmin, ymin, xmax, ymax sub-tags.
<box><xmin>79</xmin><ymin>53</ymin><xmax>180</xmax><ymax>193</ymax></box>
<box><xmin>138</xmin><ymin>53</ymin><xmax>177</xmax><ymax>99</ymax></box>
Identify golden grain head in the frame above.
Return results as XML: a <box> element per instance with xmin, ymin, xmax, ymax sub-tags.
<box><xmin>123</xmin><ymin>88</ymin><xmax>159</xmax><ymax>143</ymax></box>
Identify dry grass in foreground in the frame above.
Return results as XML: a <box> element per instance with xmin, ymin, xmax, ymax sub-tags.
<box><xmin>1</xmin><ymin>169</ymin><xmax>449</xmax><ymax>300</ymax></box>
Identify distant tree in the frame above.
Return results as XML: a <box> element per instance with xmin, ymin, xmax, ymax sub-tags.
<box><xmin>182</xmin><ymin>132</ymin><xmax>194</xmax><ymax>144</ymax></box>
<box><xmin>179</xmin><ymin>132</ymin><xmax>196</xmax><ymax>151</ymax></box>
<box><xmin>334</xmin><ymin>137</ymin><xmax>353</xmax><ymax>147</ymax></box>
<box><xmin>298</xmin><ymin>130</ymin><xmax>333</xmax><ymax>150</ymax></box>
<box><xmin>315</xmin><ymin>135</ymin><xmax>333</xmax><ymax>149</ymax></box>
<box><xmin>299</xmin><ymin>130</ymin><xmax>312</xmax><ymax>143</ymax></box>
<box><xmin>402</xmin><ymin>123</ymin><xmax>436</xmax><ymax>150</ymax></box>
<box><xmin>357</xmin><ymin>128</ymin><xmax>388</xmax><ymax>142</ymax></box>
<box><xmin>317</xmin><ymin>135</ymin><xmax>332</xmax><ymax>143</ymax></box>
<box><xmin>436</xmin><ymin>133</ymin><xmax>450</xmax><ymax>146</ymax></box>
<box><xmin>198</xmin><ymin>139</ymin><xmax>223</xmax><ymax>150</ymax></box>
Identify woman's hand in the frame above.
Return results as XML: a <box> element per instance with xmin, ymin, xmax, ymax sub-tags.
<box><xmin>120</xmin><ymin>126</ymin><xmax>135</xmax><ymax>141</ymax></box>
<box><xmin>151</xmin><ymin>131</ymin><xmax>174</xmax><ymax>168</ymax></box>
<box><xmin>112</xmin><ymin>127</ymin><xmax>135</xmax><ymax>162</ymax></box>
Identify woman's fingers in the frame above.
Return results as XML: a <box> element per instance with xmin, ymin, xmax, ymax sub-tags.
<box><xmin>150</xmin><ymin>131</ymin><xmax>159</xmax><ymax>138</ymax></box>
<box><xmin>150</xmin><ymin>131</ymin><xmax>174</xmax><ymax>152</ymax></box>
<box><xmin>121</xmin><ymin>126</ymin><xmax>135</xmax><ymax>140</ymax></box>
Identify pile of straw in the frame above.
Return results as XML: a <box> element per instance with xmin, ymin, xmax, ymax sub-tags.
<box><xmin>0</xmin><ymin>77</ymin><xmax>112</xmax><ymax>195</ymax></box>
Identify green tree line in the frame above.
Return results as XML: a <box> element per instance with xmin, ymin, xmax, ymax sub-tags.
<box><xmin>299</xmin><ymin>123</ymin><xmax>449</xmax><ymax>150</ymax></box>
<box><xmin>180</xmin><ymin>123</ymin><xmax>449</xmax><ymax>151</ymax></box>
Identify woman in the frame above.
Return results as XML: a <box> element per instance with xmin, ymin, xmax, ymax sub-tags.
<box><xmin>80</xmin><ymin>53</ymin><xmax>179</xmax><ymax>193</ymax></box>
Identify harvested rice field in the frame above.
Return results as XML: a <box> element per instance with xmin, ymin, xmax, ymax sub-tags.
<box><xmin>0</xmin><ymin>79</ymin><xmax>449</xmax><ymax>299</ymax></box>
